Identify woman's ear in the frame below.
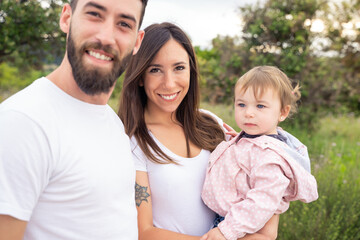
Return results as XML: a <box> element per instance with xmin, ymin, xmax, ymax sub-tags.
<box><xmin>279</xmin><ymin>105</ymin><xmax>291</xmax><ymax>122</ymax></box>
<box><xmin>59</xmin><ymin>4</ymin><xmax>72</xmax><ymax>34</ymax></box>
<box><xmin>139</xmin><ymin>78</ymin><xmax>144</xmax><ymax>87</ymax></box>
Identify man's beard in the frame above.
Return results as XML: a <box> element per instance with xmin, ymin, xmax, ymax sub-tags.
<box><xmin>67</xmin><ymin>29</ymin><xmax>132</xmax><ymax>95</ymax></box>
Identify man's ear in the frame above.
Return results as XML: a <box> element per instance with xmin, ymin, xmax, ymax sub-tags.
<box><xmin>279</xmin><ymin>105</ymin><xmax>291</xmax><ymax>122</ymax></box>
<box><xmin>132</xmin><ymin>30</ymin><xmax>145</xmax><ymax>55</ymax></box>
<box><xmin>59</xmin><ymin>4</ymin><xmax>72</xmax><ymax>34</ymax></box>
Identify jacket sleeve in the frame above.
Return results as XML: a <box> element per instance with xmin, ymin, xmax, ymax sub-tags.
<box><xmin>218</xmin><ymin>150</ymin><xmax>290</xmax><ymax>240</ymax></box>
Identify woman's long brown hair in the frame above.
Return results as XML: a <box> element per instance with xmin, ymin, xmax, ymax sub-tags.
<box><xmin>118</xmin><ymin>22</ymin><xmax>225</xmax><ymax>164</ymax></box>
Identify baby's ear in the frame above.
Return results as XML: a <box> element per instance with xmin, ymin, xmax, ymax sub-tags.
<box><xmin>279</xmin><ymin>105</ymin><xmax>291</xmax><ymax>122</ymax></box>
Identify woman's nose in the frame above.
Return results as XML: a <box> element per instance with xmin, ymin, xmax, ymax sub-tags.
<box><xmin>163</xmin><ymin>71</ymin><xmax>176</xmax><ymax>89</ymax></box>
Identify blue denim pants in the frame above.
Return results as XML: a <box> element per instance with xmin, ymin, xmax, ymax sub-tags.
<box><xmin>213</xmin><ymin>214</ymin><xmax>225</xmax><ymax>228</ymax></box>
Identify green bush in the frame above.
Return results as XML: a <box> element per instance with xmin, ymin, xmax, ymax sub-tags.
<box><xmin>0</xmin><ymin>63</ymin><xmax>50</xmax><ymax>102</ymax></box>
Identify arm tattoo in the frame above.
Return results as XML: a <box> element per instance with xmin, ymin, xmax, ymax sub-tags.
<box><xmin>135</xmin><ymin>182</ymin><xmax>150</xmax><ymax>207</ymax></box>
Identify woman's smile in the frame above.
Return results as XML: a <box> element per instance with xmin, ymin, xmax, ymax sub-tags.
<box><xmin>158</xmin><ymin>92</ymin><xmax>180</xmax><ymax>101</ymax></box>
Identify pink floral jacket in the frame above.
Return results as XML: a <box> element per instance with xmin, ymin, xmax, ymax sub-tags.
<box><xmin>202</xmin><ymin>132</ymin><xmax>318</xmax><ymax>240</ymax></box>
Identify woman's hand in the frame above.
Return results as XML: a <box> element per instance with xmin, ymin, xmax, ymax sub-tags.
<box><xmin>200</xmin><ymin>227</ymin><xmax>226</xmax><ymax>240</ymax></box>
<box><xmin>200</xmin><ymin>229</ymin><xmax>272</xmax><ymax>240</ymax></box>
<box><xmin>200</xmin><ymin>214</ymin><xmax>278</xmax><ymax>240</ymax></box>
<box><xmin>223</xmin><ymin>123</ymin><xmax>238</xmax><ymax>140</ymax></box>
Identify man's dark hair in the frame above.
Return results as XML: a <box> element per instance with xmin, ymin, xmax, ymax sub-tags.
<box><xmin>69</xmin><ymin>0</ymin><xmax>148</xmax><ymax>28</ymax></box>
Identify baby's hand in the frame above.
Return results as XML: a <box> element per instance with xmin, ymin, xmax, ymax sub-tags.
<box><xmin>200</xmin><ymin>227</ymin><xmax>227</xmax><ymax>240</ymax></box>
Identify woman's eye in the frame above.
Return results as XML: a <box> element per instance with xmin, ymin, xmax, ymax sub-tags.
<box><xmin>175</xmin><ymin>66</ymin><xmax>185</xmax><ymax>71</ymax></box>
<box><xmin>257</xmin><ymin>104</ymin><xmax>265</xmax><ymax>109</ymax></box>
<box><xmin>149</xmin><ymin>68</ymin><xmax>160</xmax><ymax>73</ymax></box>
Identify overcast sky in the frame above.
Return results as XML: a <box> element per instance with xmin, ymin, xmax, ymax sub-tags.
<box><xmin>141</xmin><ymin>0</ymin><xmax>256</xmax><ymax>49</ymax></box>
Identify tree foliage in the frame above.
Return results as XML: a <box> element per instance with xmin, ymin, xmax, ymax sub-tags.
<box><xmin>0</xmin><ymin>0</ymin><xmax>359</xmax><ymax>122</ymax></box>
<box><xmin>0</xmin><ymin>0</ymin><xmax>66</xmax><ymax>69</ymax></box>
<box><xmin>197</xmin><ymin>0</ymin><xmax>359</xmax><ymax>127</ymax></box>
<box><xmin>196</xmin><ymin>36</ymin><xmax>247</xmax><ymax>104</ymax></box>
<box><xmin>240</xmin><ymin>0</ymin><xmax>322</xmax><ymax>76</ymax></box>
<box><xmin>322</xmin><ymin>0</ymin><xmax>360</xmax><ymax>113</ymax></box>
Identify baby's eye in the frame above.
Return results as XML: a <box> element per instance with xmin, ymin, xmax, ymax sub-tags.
<box><xmin>238</xmin><ymin>103</ymin><xmax>245</xmax><ymax>107</ymax></box>
<box><xmin>257</xmin><ymin>104</ymin><xmax>265</xmax><ymax>109</ymax></box>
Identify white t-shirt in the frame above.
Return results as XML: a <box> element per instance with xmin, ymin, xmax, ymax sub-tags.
<box><xmin>131</xmin><ymin>111</ymin><xmax>224</xmax><ymax>236</ymax></box>
<box><xmin>0</xmin><ymin>77</ymin><xmax>137</xmax><ymax>240</ymax></box>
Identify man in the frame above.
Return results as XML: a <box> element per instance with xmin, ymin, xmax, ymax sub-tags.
<box><xmin>0</xmin><ymin>0</ymin><xmax>147</xmax><ymax>239</ymax></box>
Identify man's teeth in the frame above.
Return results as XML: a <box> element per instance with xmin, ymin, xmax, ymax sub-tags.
<box><xmin>160</xmin><ymin>93</ymin><xmax>178</xmax><ymax>100</ymax></box>
<box><xmin>89</xmin><ymin>51</ymin><xmax>112</xmax><ymax>61</ymax></box>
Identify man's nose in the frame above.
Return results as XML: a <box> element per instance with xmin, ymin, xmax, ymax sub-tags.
<box><xmin>96</xmin><ymin>23</ymin><xmax>116</xmax><ymax>47</ymax></box>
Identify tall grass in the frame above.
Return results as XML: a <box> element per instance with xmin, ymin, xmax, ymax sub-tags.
<box><xmin>278</xmin><ymin>115</ymin><xmax>360</xmax><ymax>240</ymax></box>
<box><xmin>202</xmin><ymin>102</ymin><xmax>360</xmax><ymax>240</ymax></box>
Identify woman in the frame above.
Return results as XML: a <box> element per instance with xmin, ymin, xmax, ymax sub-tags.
<box><xmin>118</xmin><ymin>22</ymin><xmax>278</xmax><ymax>240</ymax></box>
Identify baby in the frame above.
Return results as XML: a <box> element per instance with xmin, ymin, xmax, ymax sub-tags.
<box><xmin>201</xmin><ymin>66</ymin><xmax>318</xmax><ymax>240</ymax></box>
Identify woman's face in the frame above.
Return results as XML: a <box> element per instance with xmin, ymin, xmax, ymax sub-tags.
<box><xmin>143</xmin><ymin>38</ymin><xmax>190</xmax><ymax>115</ymax></box>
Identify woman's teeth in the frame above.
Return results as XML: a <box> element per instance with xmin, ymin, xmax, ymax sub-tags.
<box><xmin>160</xmin><ymin>93</ymin><xmax>178</xmax><ymax>100</ymax></box>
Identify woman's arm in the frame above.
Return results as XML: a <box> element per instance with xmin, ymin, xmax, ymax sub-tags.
<box><xmin>237</xmin><ymin>214</ymin><xmax>279</xmax><ymax>240</ymax></box>
<box><xmin>256</xmin><ymin>214</ymin><xmax>279</xmax><ymax>240</ymax></box>
<box><xmin>135</xmin><ymin>171</ymin><xmax>201</xmax><ymax>240</ymax></box>
<box><xmin>201</xmin><ymin>215</ymin><xmax>278</xmax><ymax>240</ymax></box>
<box><xmin>0</xmin><ymin>215</ymin><xmax>27</xmax><ymax>240</ymax></box>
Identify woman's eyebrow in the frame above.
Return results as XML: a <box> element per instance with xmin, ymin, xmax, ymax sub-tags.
<box><xmin>173</xmin><ymin>61</ymin><xmax>187</xmax><ymax>66</ymax></box>
<box><xmin>148</xmin><ymin>64</ymin><xmax>162</xmax><ymax>67</ymax></box>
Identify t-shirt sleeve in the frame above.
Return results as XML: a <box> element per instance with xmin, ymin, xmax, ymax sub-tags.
<box><xmin>130</xmin><ymin>136</ymin><xmax>148</xmax><ymax>172</ymax></box>
<box><xmin>0</xmin><ymin>110</ymin><xmax>51</xmax><ymax>221</ymax></box>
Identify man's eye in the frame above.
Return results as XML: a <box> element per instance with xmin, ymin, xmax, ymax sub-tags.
<box><xmin>119</xmin><ymin>21</ymin><xmax>131</xmax><ymax>29</ymax></box>
<box><xmin>87</xmin><ymin>11</ymin><xmax>100</xmax><ymax>17</ymax></box>
<box><xmin>257</xmin><ymin>104</ymin><xmax>265</xmax><ymax>109</ymax></box>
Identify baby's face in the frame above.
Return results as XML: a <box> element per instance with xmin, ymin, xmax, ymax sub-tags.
<box><xmin>234</xmin><ymin>86</ymin><xmax>285</xmax><ymax>135</ymax></box>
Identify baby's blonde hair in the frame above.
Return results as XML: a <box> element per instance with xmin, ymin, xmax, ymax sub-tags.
<box><xmin>235</xmin><ymin>66</ymin><xmax>301</xmax><ymax>117</ymax></box>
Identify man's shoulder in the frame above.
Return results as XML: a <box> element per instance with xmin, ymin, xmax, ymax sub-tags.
<box><xmin>0</xmin><ymin>77</ymin><xmax>57</xmax><ymax>125</ymax></box>
<box><xmin>1</xmin><ymin>77</ymin><xmax>48</xmax><ymax>110</ymax></box>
